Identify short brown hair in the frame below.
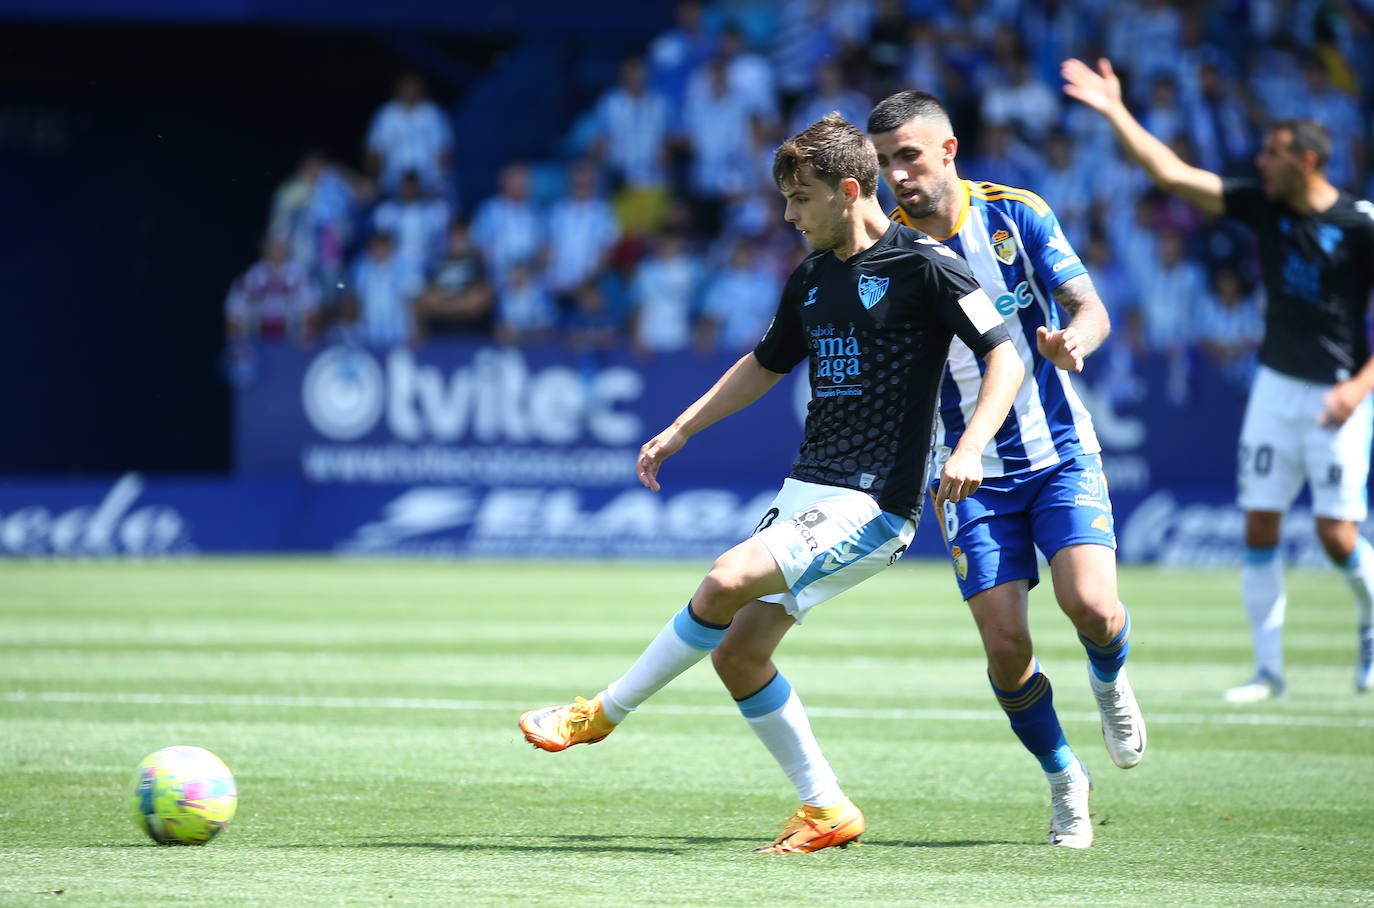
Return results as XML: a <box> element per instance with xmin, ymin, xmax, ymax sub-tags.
<box><xmin>773</xmin><ymin>112</ymin><xmax>879</xmax><ymax>198</ymax></box>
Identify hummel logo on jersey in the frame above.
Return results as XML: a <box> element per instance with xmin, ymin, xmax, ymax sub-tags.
<box><xmin>857</xmin><ymin>274</ymin><xmax>890</xmax><ymax>310</ymax></box>
<box><xmin>1046</xmin><ymin>224</ymin><xmax>1074</xmax><ymax>259</ymax></box>
<box><xmin>804</xmin><ymin>286</ymin><xmax>819</xmax><ymax>306</ymax></box>
<box><xmin>821</xmin><ymin>541</ymin><xmax>859</xmax><ymax>572</ymax></box>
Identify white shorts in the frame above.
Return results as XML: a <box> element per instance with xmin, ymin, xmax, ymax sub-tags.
<box><xmin>753</xmin><ymin>479</ymin><xmax>916</xmax><ymax>623</ymax></box>
<box><xmin>1237</xmin><ymin>365</ymin><xmax>1373</xmax><ymax>520</ymax></box>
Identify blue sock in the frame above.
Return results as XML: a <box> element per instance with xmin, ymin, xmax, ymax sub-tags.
<box><xmin>991</xmin><ymin>665</ymin><xmax>1074</xmax><ymax>773</ymax></box>
<box><xmin>672</xmin><ymin>602</ymin><xmax>730</xmax><ymax>649</ymax></box>
<box><xmin>1081</xmin><ymin>605</ymin><xmax>1131</xmax><ymax>682</ymax></box>
<box><xmin>735</xmin><ymin>672</ymin><xmax>792</xmax><ymax>718</ymax></box>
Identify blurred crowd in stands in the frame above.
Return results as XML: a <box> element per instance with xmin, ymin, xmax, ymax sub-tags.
<box><xmin>222</xmin><ymin>0</ymin><xmax>1374</xmax><ymax>403</ymax></box>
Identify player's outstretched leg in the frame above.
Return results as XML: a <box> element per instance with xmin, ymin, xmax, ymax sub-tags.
<box><xmin>1080</xmin><ymin>606</ymin><xmax>1146</xmax><ymax>768</ymax></box>
<box><xmin>519</xmin><ymin>602</ymin><xmax>730</xmax><ymax>750</ymax></box>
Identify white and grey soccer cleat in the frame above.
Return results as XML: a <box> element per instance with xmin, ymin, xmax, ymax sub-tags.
<box><xmin>1089</xmin><ymin>667</ymin><xmax>1147</xmax><ymax>768</ymax></box>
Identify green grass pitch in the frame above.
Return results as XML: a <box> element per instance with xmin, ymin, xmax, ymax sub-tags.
<box><xmin>1</xmin><ymin>558</ymin><xmax>1371</xmax><ymax>906</ymax></box>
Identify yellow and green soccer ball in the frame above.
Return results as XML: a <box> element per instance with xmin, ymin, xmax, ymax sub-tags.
<box><xmin>131</xmin><ymin>745</ymin><xmax>237</xmax><ymax>845</ymax></box>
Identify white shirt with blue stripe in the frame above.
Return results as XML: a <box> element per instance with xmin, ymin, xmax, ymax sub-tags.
<box><xmin>894</xmin><ymin>180</ymin><xmax>1100</xmax><ymax>478</ymax></box>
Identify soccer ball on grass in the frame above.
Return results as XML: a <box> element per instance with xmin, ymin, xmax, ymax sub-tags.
<box><xmin>131</xmin><ymin>745</ymin><xmax>237</xmax><ymax>845</ymax></box>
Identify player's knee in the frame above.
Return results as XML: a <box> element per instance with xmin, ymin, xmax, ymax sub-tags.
<box><xmin>1315</xmin><ymin>518</ymin><xmax>1358</xmax><ymax>562</ymax></box>
<box><xmin>983</xmin><ymin>632</ymin><xmax>1033</xmax><ymax>675</ymax></box>
<box><xmin>695</xmin><ymin>562</ymin><xmax>749</xmax><ymax>618</ymax></box>
<box><xmin>1058</xmin><ymin>591</ymin><xmax>1116</xmax><ymax>638</ymax></box>
<box><xmin>1244</xmin><ymin>510</ymin><xmax>1282</xmax><ymax>548</ymax></box>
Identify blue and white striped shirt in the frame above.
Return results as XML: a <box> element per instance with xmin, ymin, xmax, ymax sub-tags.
<box><xmin>894</xmin><ymin>180</ymin><xmax>1100</xmax><ymax>477</ymax></box>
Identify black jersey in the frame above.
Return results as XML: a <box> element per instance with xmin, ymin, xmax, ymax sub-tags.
<box><xmin>1223</xmin><ymin>180</ymin><xmax>1374</xmax><ymax>383</ymax></box>
<box><xmin>754</xmin><ymin>222</ymin><xmax>1010</xmax><ymax>520</ymax></box>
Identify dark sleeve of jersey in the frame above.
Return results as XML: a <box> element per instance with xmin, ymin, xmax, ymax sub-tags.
<box><xmin>1222</xmin><ymin>178</ymin><xmax>1266</xmax><ymax>226</ymax></box>
<box><xmin>925</xmin><ymin>252</ymin><xmax>1011</xmax><ymax>358</ymax></box>
<box><xmin>753</xmin><ymin>264</ymin><xmax>810</xmax><ymax>374</ymax></box>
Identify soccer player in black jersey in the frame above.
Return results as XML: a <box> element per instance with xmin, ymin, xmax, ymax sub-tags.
<box><xmin>520</xmin><ymin>113</ymin><xmax>1024</xmax><ymax>852</ymax></box>
<box><xmin>1064</xmin><ymin>57</ymin><xmax>1374</xmax><ymax>700</ymax></box>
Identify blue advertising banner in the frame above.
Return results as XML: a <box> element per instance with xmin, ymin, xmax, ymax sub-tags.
<box><xmin>2</xmin><ymin>343</ymin><xmax>1348</xmax><ymax>565</ymax></box>
<box><xmin>235</xmin><ymin>343</ymin><xmax>810</xmax><ymax>488</ymax></box>
<box><xmin>235</xmin><ymin>341</ymin><xmax>1250</xmax><ymax>496</ymax></box>
<box><xmin>0</xmin><ymin>474</ymin><xmax>300</xmax><ymax>557</ymax></box>
<box><xmin>0</xmin><ymin>473</ymin><xmax>1337</xmax><ymax>567</ymax></box>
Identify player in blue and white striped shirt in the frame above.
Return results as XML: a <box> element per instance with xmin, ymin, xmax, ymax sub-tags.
<box><xmin>712</xmin><ymin>92</ymin><xmax>1147</xmax><ymax>850</ymax></box>
<box><xmin>866</xmin><ymin>90</ymin><xmax>1146</xmax><ymax>848</ymax></box>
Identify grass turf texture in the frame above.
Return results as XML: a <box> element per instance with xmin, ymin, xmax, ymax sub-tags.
<box><xmin>1</xmin><ymin>559</ymin><xmax>1371</xmax><ymax>906</ymax></box>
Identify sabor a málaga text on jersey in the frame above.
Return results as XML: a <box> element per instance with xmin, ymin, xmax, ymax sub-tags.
<box><xmin>892</xmin><ymin>180</ymin><xmax>1100</xmax><ymax>478</ymax></box>
<box><xmin>754</xmin><ymin>221</ymin><xmax>1009</xmax><ymax>521</ymax></box>
<box><xmin>1222</xmin><ymin>180</ymin><xmax>1374</xmax><ymax>385</ymax></box>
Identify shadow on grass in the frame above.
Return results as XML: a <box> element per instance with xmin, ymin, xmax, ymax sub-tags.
<box><xmin>268</xmin><ymin>834</ymin><xmax>1019</xmax><ymax>854</ymax></box>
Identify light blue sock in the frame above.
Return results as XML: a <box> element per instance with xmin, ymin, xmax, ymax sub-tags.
<box><xmin>736</xmin><ymin>673</ymin><xmax>843</xmax><ymax>807</ymax></box>
<box><xmin>1337</xmin><ymin>536</ymin><xmax>1374</xmax><ymax>629</ymax></box>
<box><xmin>602</xmin><ymin>603</ymin><xmax>729</xmax><ymax>722</ymax></box>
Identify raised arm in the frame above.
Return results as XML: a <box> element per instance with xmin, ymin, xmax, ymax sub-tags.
<box><xmin>637</xmin><ymin>352</ymin><xmax>786</xmax><ymax>491</ymax></box>
<box><xmin>1061</xmin><ymin>57</ymin><xmax>1225</xmax><ymax>216</ymax></box>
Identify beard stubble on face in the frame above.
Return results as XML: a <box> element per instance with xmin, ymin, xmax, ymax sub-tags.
<box><xmin>903</xmin><ymin>174</ymin><xmax>948</xmax><ymax>223</ymax></box>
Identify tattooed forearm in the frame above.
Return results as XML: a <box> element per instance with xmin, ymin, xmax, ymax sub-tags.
<box><xmin>1052</xmin><ymin>274</ymin><xmax>1111</xmax><ymax>357</ymax></box>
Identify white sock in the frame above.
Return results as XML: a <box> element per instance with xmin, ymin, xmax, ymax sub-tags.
<box><xmin>1337</xmin><ymin>536</ymin><xmax>1374</xmax><ymax>629</ymax></box>
<box><xmin>1242</xmin><ymin>548</ymin><xmax>1286</xmax><ymax>678</ymax></box>
<box><xmin>600</xmin><ymin>608</ymin><xmax>721</xmax><ymax>723</ymax></box>
<box><xmin>745</xmin><ymin>690</ymin><xmax>842</xmax><ymax>807</ymax></box>
<box><xmin>1046</xmin><ymin>758</ymin><xmax>1087</xmax><ymax>786</ymax></box>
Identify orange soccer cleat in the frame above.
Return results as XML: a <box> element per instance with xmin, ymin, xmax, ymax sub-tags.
<box><xmin>755</xmin><ymin>798</ymin><xmax>865</xmax><ymax>854</ymax></box>
<box><xmin>518</xmin><ymin>696</ymin><xmax>618</xmax><ymax>752</ymax></box>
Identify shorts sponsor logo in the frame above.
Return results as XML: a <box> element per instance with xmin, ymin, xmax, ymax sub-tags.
<box><xmin>1092</xmin><ymin>514</ymin><xmax>1112</xmax><ymax>533</ymax></box>
<box><xmin>792</xmin><ymin>508</ymin><xmax>829</xmax><ymax>552</ymax></box>
<box><xmin>1075</xmin><ymin>469</ymin><xmax>1109</xmax><ymax>510</ymax></box>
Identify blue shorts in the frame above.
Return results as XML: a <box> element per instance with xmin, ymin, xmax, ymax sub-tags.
<box><xmin>929</xmin><ymin>453</ymin><xmax>1117</xmax><ymax>600</ymax></box>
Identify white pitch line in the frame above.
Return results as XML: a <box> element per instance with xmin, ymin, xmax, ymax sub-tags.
<box><xmin>3</xmin><ymin>690</ymin><xmax>1372</xmax><ymax>729</ymax></box>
